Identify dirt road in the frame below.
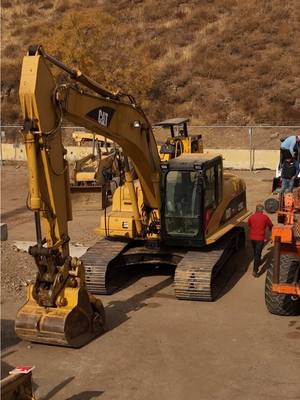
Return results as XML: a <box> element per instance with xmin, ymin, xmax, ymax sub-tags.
<box><xmin>1</xmin><ymin>164</ymin><xmax>300</xmax><ymax>400</ymax></box>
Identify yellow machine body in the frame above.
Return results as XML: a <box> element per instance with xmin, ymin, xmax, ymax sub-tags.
<box><xmin>17</xmin><ymin>48</ymin><xmax>106</xmax><ymax>347</ymax></box>
<box><xmin>205</xmin><ymin>171</ymin><xmax>248</xmax><ymax>243</ymax></box>
<box><xmin>155</xmin><ymin>118</ymin><xmax>203</xmax><ymax>161</ymax></box>
<box><xmin>159</xmin><ymin>135</ymin><xmax>203</xmax><ymax>161</ymax></box>
<box><xmin>72</xmin><ymin>131</ymin><xmax>114</xmax><ymax>147</ymax></box>
<box><xmin>97</xmin><ymin>153</ymin><xmax>248</xmax><ymax>244</ymax></box>
<box><xmin>97</xmin><ymin>182</ymin><xmax>144</xmax><ymax>238</ymax></box>
<box><xmin>17</xmin><ymin>45</ymin><xmax>249</xmax><ymax>311</ymax></box>
<box><xmin>73</xmin><ymin>151</ymin><xmax>117</xmax><ymax>186</ymax></box>
<box><xmin>71</xmin><ymin>131</ymin><xmax>121</xmax><ymax>189</ymax></box>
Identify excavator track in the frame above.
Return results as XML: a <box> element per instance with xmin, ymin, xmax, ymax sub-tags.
<box><xmin>81</xmin><ymin>229</ymin><xmax>244</xmax><ymax>299</ymax></box>
<box><xmin>174</xmin><ymin>228</ymin><xmax>244</xmax><ymax>301</ymax></box>
<box><xmin>80</xmin><ymin>239</ymin><xmax>129</xmax><ymax>294</ymax></box>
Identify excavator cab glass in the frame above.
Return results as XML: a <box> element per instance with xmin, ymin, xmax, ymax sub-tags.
<box><xmin>164</xmin><ymin>170</ymin><xmax>200</xmax><ymax>237</ymax></box>
<box><xmin>161</xmin><ymin>155</ymin><xmax>223</xmax><ymax>247</ymax></box>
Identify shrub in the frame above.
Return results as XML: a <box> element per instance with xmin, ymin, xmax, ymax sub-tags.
<box><xmin>148</xmin><ymin>42</ymin><xmax>166</xmax><ymax>60</ymax></box>
<box><xmin>39</xmin><ymin>1</ymin><xmax>53</xmax><ymax>10</ymax></box>
<box><xmin>26</xmin><ymin>5</ymin><xmax>39</xmax><ymax>16</ymax></box>
<box><xmin>54</xmin><ymin>0</ymin><xmax>70</xmax><ymax>13</ymax></box>
<box><xmin>2</xmin><ymin>1</ymin><xmax>12</xmax><ymax>8</ymax></box>
<box><xmin>1</xmin><ymin>0</ymin><xmax>300</xmax><ymax>125</ymax></box>
<box><xmin>2</xmin><ymin>44</ymin><xmax>21</xmax><ymax>59</ymax></box>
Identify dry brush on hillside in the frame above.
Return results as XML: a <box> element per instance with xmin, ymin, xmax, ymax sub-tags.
<box><xmin>1</xmin><ymin>0</ymin><xmax>300</xmax><ymax>126</ymax></box>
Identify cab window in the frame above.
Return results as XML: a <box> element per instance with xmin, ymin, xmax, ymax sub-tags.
<box><xmin>204</xmin><ymin>161</ymin><xmax>223</xmax><ymax>208</ymax></box>
<box><xmin>217</xmin><ymin>163</ymin><xmax>223</xmax><ymax>203</ymax></box>
<box><xmin>204</xmin><ymin>167</ymin><xmax>216</xmax><ymax>207</ymax></box>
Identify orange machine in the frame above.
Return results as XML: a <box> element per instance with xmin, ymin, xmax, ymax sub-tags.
<box><xmin>264</xmin><ymin>190</ymin><xmax>300</xmax><ymax>315</ymax></box>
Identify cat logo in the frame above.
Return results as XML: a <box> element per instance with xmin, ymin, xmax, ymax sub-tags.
<box><xmin>98</xmin><ymin>109</ymin><xmax>108</xmax><ymax>127</ymax></box>
<box><xmin>86</xmin><ymin>106</ymin><xmax>115</xmax><ymax>127</ymax></box>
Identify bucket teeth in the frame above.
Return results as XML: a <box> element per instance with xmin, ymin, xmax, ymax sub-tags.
<box><xmin>15</xmin><ymin>285</ymin><xmax>105</xmax><ymax>348</ymax></box>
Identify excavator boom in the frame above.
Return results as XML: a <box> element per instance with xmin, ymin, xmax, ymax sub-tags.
<box><xmin>21</xmin><ymin>45</ymin><xmax>161</xmax><ymax>210</ymax></box>
<box><xmin>16</xmin><ymin>45</ymin><xmax>162</xmax><ymax>346</ymax></box>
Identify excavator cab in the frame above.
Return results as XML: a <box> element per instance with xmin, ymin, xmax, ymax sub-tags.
<box><xmin>161</xmin><ymin>154</ymin><xmax>224</xmax><ymax>247</ymax></box>
<box><xmin>155</xmin><ymin>118</ymin><xmax>203</xmax><ymax>161</ymax></box>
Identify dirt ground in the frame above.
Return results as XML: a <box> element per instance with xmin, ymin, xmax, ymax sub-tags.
<box><xmin>1</xmin><ymin>164</ymin><xmax>300</xmax><ymax>400</ymax></box>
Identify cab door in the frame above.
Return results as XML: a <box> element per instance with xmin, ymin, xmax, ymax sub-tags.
<box><xmin>203</xmin><ymin>159</ymin><xmax>223</xmax><ymax>231</ymax></box>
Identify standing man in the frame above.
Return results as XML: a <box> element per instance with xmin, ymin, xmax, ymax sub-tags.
<box><xmin>280</xmin><ymin>135</ymin><xmax>300</xmax><ymax>164</ymax></box>
<box><xmin>248</xmin><ymin>204</ymin><xmax>273</xmax><ymax>277</ymax></box>
<box><xmin>277</xmin><ymin>157</ymin><xmax>299</xmax><ymax>193</ymax></box>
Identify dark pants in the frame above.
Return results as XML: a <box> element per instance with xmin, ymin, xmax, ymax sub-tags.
<box><xmin>280</xmin><ymin>148</ymin><xmax>293</xmax><ymax>165</ymax></box>
<box><xmin>251</xmin><ymin>240</ymin><xmax>264</xmax><ymax>272</ymax></box>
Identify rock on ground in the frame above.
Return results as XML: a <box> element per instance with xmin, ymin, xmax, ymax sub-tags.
<box><xmin>1</xmin><ymin>241</ymin><xmax>36</xmax><ymax>300</ymax></box>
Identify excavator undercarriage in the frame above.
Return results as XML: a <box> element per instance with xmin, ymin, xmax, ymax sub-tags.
<box><xmin>81</xmin><ymin>226</ymin><xmax>245</xmax><ymax>301</ymax></box>
<box><xmin>83</xmin><ymin>153</ymin><xmax>248</xmax><ymax>300</ymax></box>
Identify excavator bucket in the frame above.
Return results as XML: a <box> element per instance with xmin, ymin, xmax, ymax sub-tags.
<box><xmin>15</xmin><ymin>285</ymin><xmax>105</xmax><ymax>348</ymax></box>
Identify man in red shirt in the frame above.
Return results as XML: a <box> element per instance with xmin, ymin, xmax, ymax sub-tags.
<box><xmin>248</xmin><ymin>204</ymin><xmax>273</xmax><ymax>277</ymax></box>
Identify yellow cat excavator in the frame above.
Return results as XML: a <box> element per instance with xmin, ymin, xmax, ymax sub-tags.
<box><xmin>71</xmin><ymin>131</ymin><xmax>123</xmax><ymax>193</ymax></box>
<box><xmin>16</xmin><ymin>46</ymin><xmax>249</xmax><ymax>346</ymax></box>
<box><xmin>155</xmin><ymin>118</ymin><xmax>203</xmax><ymax>161</ymax></box>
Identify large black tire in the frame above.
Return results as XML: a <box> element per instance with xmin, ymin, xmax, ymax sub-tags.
<box><xmin>265</xmin><ymin>254</ymin><xmax>300</xmax><ymax>316</ymax></box>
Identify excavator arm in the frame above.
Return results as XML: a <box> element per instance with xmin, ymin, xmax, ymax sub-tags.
<box><xmin>20</xmin><ymin>45</ymin><xmax>161</xmax><ymax>210</ymax></box>
<box><xmin>16</xmin><ymin>45</ymin><xmax>162</xmax><ymax>347</ymax></box>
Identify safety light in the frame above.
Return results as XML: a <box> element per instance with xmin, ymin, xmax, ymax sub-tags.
<box><xmin>133</xmin><ymin>120</ymin><xmax>141</xmax><ymax>128</ymax></box>
<box><xmin>194</xmin><ymin>163</ymin><xmax>203</xmax><ymax>170</ymax></box>
<box><xmin>160</xmin><ymin>163</ymin><xmax>169</xmax><ymax>170</ymax></box>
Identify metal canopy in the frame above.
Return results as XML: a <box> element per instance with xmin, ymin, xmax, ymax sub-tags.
<box><xmin>154</xmin><ymin>118</ymin><xmax>190</xmax><ymax>138</ymax></box>
<box><xmin>154</xmin><ymin>118</ymin><xmax>190</xmax><ymax>127</ymax></box>
<box><xmin>166</xmin><ymin>153</ymin><xmax>223</xmax><ymax>170</ymax></box>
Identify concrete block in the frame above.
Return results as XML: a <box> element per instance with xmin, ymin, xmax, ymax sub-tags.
<box><xmin>0</xmin><ymin>223</ymin><xmax>8</xmax><ymax>241</ymax></box>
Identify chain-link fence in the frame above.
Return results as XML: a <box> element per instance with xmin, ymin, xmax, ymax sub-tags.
<box><xmin>153</xmin><ymin>125</ymin><xmax>300</xmax><ymax>149</ymax></box>
<box><xmin>2</xmin><ymin>125</ymin><xmax>300</xmax><ymax>147</ymax></box>
<box><xmin>1</xmin><ymin>125</ymin><xmax>300</xmax><ymax>170</ymax></box>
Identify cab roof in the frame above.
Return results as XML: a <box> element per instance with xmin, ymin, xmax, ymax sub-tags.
<box><xmin>163</xmin><ymin>153</ymin><xmax>222</xmax><ymax>170</ymax></box>
<box><xmin>154</xmin><ymin>118</ymin><xmax>190</xmax><ymax>127</ymax></box>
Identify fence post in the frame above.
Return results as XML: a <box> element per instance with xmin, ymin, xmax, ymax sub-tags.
<box><xmin>249</xmin><ymin>127</ymin><xmax>253</xmax><ymax>171</ymax></box>
<box><xmin>0</xmin><ymin>131</ymin><xmax>5</xmax><ymax>166</ymax></box>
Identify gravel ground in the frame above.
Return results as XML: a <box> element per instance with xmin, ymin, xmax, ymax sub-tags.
<box><xmin>1</xmin><ymin>165</ymin><xmax>300</xmax><ymax>400</ymax></box>
<box><xmin>1</xmin><ymin>241</ymin><xmax>35</xmax><ymax>299</ymax></box>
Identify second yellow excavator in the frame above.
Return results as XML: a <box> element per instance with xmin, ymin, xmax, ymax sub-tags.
<box><xmin>16</xmin><ymin>45</ymin><xmax>249</xmax><ymax>346</ymax></box>
<box><xmin>155</xmin><ymin>118</ymin><xmax>203</xmax><ymax>161</ymax></box>
<box><xmin>71</xmin><ymin>131</ymin><xmax>123</xmax><ymax>193</ymax></box>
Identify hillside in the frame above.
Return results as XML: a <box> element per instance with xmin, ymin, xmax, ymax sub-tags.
<box><xmin>2</xmin><ymin>0</ymin><xmax>300</xmax><ymax>126</ymax></box>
